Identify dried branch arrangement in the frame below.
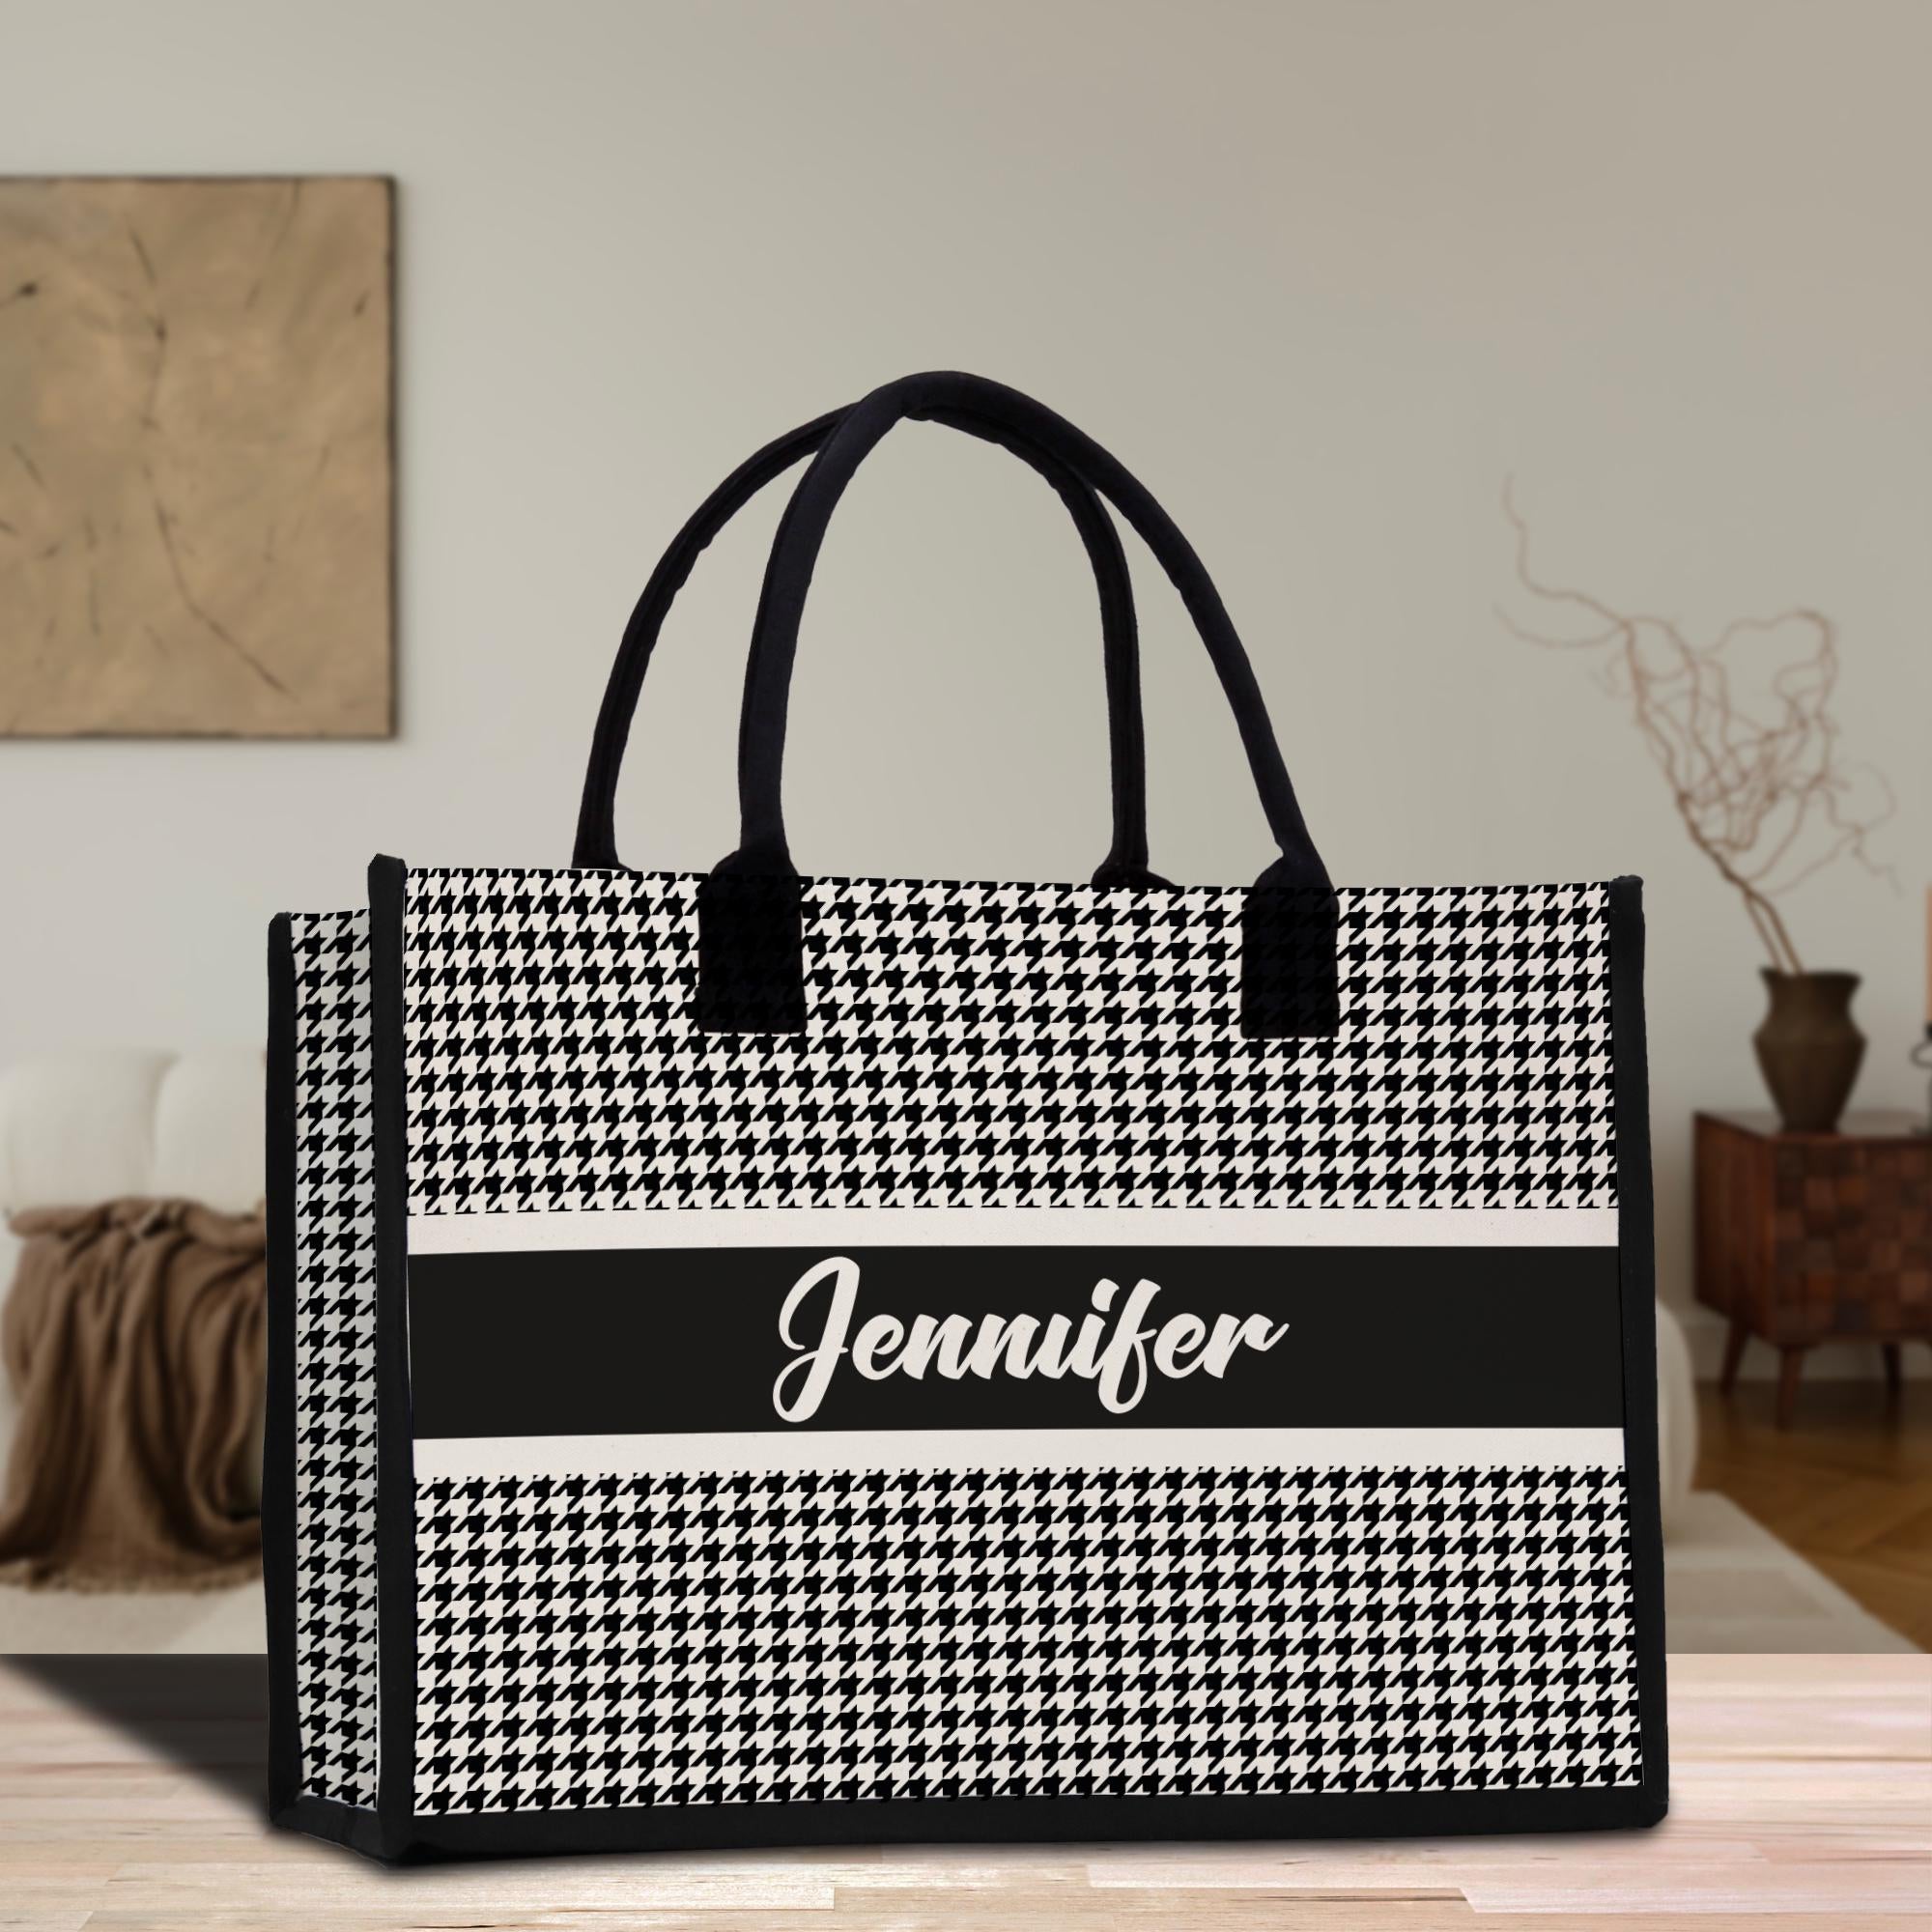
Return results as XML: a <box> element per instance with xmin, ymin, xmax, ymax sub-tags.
<box><xmin>1500</xmin><ymin>486</ymin><xmax>1894</xmax><ymax>974</ymax></box>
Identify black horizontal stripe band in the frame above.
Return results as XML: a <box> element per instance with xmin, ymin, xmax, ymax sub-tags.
<box><xmin>408</xmin><ymin>1243</ymin><xmax>1625</xmax><ymax>1439</ymax></box>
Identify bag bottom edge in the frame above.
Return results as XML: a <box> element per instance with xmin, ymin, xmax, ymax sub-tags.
<box><xmin>273</xmin><ymin>1782</ymin><xmax>1669</xmax><ymax>1866</ymax></box>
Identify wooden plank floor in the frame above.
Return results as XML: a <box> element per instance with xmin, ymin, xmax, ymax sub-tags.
<box><xmin>0</xmin><ymin>1655</ymin><xmax>1926</xmax><ymax>1927</ymax></box>
<box><xmin>1696</xmin><ymin>1378</ymin><xmax>1932</xmax><ymax>1648</ymax></box>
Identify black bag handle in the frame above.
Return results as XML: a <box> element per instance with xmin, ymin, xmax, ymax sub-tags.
<box><xmin>574</xmin><ymin>402</ymin><xmax>1161</xmax><ymax>884</ymax></box>
<box><xmin>698</xmin><ymin>371</ymin><xmax>1338</xmax><ymax>1041</ymax></box>
<box><xmin>723</xmin><ymin>371</ymin><xmax>1327</xmax><ymax>890</ymax></box>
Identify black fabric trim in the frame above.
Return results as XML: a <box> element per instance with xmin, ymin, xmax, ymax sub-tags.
<box><xmin>694</xmin><ymin>870</ymin><xmax>808</xmax><ymax>1034</ymax></box>
<box><xmin>367</xmin><ymin>855</ymin><xmax>419</xmax><ymax>1859</ymax></box>
<box><xmin>1240</xmin><ymin>882</ymin><xmax>1340</xmax><ymax>1039</ymax></box>
<box><xmin>291</xmin><ymin>1779</ymin><xmax>1662</xmax><ymax>1867</ymax></box>
<box><xmin>263</xmin><ymin>913</ymin><xmax>301</xmax><ymax>1817</ymax></box>
<box><xmin>271</xmin><ymin>1793</ymin><xmax>392</xmax><ymax>1861</ymax></box>
<box><xmin>1607</xmin><ymin>874</ymin><xmax>1670</xmax><ymax>1823</ymax></box>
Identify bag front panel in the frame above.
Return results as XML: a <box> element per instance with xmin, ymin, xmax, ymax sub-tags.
<box><xmin>397</xmin><ymin>868</ymin><xmax>1645</xmax><ymax>1821</ymax></box>
<box><xmin>287</xmin><ymin>909</ymin><xmax>382</xmax><ymax>1808</ymax></box>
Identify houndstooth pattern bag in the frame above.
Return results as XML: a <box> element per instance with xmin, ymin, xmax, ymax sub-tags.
<box><xmin>266</xmin><ymin>372</ymin><xmax>1666</xmax><ymax>1861</ymax></box>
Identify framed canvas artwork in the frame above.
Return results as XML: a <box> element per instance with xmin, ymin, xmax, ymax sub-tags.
<box><xmin>0</xmin><ymin>175</ymin><xmax>393</xmax><ymax>736</ymax></box>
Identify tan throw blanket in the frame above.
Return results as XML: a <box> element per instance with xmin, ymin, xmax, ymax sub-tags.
<box><xmin>0</xmin><ymin>1200</ymin><xmax>265</xmax><ymax>1589</ymax></box>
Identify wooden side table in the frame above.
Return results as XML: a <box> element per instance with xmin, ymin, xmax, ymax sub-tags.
<box><xmin>1695</xmin><ymin>1110</ymin><xmax>1932</xmax><ymax>1426</ymax></box>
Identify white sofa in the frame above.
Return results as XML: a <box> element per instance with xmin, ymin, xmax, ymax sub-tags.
<box><xmin>0</xmin><ymin>1048</ymin><xmax>269</xmax><ymax>1505</ymax></box>
<box><xmin>0</xmin><ymin>1045</ymin><xmax>1701</xmax><ymax>1528</ymax></box>
<box><xmin>0</xmin><ymin>1048</ymin><xmax>267</xmax><ymax>1221</ymax></box>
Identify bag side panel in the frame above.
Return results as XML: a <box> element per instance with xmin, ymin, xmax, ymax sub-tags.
<box><xmin>288</xmin><ymin>909</ymin><xmax>381</xmax><ymax>1808</ymax></box>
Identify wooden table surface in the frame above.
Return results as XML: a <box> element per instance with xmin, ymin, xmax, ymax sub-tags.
<box><xmin>1</xmin><ymin>1654</ymin><xmax>1926</xmax><ymax>1929</ymax></box>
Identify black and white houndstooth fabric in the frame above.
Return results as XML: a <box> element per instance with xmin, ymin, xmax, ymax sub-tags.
<box><xmin>401</xmin><ymin>873</ymin><xmax>1618</xmax><ymax>1215</ymax></box>
<box><xmin>413</xmin><ymin>1463</ymin><xmax>1639</xmax><ymax>1814</ymax></box>
<box><xmin>287</xmin><ymin>911</ymin><xmax>381</xmax><ymax>1808</ymax></box>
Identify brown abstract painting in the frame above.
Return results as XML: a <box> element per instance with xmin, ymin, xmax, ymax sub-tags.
<box><xmin>0</xmin><ymin>177</ymin><xmax>393</xmax><ymax>736</ymax></box>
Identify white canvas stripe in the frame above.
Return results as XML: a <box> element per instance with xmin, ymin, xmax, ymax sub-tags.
<box><xmin>407</xmin><ymin>1204</ymin><xmax>1618</xmax><ymax>1256</ymax></box>
<box><xmin>412</xmin><ymin>1426</ymin><xmax>1627</xmax><ymax>1482</ymax></box>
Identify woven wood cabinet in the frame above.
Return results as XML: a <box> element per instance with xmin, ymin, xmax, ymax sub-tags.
<box><xmin>1694</xmin><ymin>1110</ymin><xmax>1932</xmax><ymax>1425</ymax></box>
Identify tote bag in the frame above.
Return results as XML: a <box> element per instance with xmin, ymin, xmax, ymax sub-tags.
<box><xmin>266</xmin><ymin>370</ymin><xmax>1667</xmax><ymax>1862</ymax></box>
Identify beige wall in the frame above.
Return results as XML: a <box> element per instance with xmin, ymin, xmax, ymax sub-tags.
<box><xmin>3</xmin><ymin>0</ymin><xmax>1928</xmax><ymax>1368</ymax></box>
